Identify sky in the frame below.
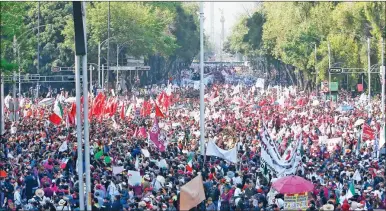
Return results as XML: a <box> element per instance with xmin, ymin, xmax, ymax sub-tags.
<box><xmin>202</xmin><ymin>2</ymin><xmax>259</xmax><ymax>50</ymax></box>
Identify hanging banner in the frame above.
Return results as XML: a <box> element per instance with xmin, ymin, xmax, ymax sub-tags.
<box><xmin>284</xmin><ymin>192</ymin><xmax>308</xmax><ymax>210</ymax></box>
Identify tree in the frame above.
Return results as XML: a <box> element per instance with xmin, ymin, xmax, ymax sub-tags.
<box><xmin>1</xmin><ymin>2</ymin><xmax>201</xmax><ymax>88</ymax></box>
<box><xmin>226</xmin><ymin>2</ymin><xmax>385</xmax><ymax>91</ymax></box>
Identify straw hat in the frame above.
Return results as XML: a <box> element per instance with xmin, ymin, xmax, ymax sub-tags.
<box><xmin>58</xmin><ymin>199</ymin><xmax>67</xmax><ymax>206</ymax></box>
<box><xmin>35</xmin><ymin>189</ymin><xmax>44</xmax><ymax>197</ymax></box>
<box><xmin>138</xmin><ymin>201</ymin><xmax>147</xmax><ymax>207</ymax></box>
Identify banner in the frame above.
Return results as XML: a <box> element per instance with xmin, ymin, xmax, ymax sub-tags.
<box><xmin>256</xmin><ymin>78</ymin><xmax>265</xmax><ymax>89</ymax></box>
<box><xmin>260</xmin><ymin>128</ymin><xmax>303</xmax><ymax>177</ymax></box>
<box><xmin>206</xmin><ymin>140</ymin><xmax>238</xmax><ymax>163</ymax></box>
<box><xmin>127</xmin><ymin>170</ymin><xmax>142</xmax><ymax>186</ymax></box>
<box><xmin>284</xmin><ymin>192</ymin><xmax>308</xmax><ymax>210</ymax></box>
<box><xmin>319</xmin><ymin>136</ymin><xmax>342</xmax><ymax>152</ymax></box>
<box><xmin>113</xmin><ymin>166</ymin><xmax>124</xmax><ymax>175</ymax></box>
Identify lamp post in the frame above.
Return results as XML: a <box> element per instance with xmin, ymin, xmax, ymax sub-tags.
<box><xmin>381</xmin><ymin>37</ymin><xmax>385</xmax><ymax>124</ymax></box>
<box><xmin>115</xmin><ymin>39</ymin><xmax>144</xmax><ymax>92</ymax></box>
<box><xmin>98</xmin><ymin>36</ymin><xmax>116</xmax><ymax>90</ymax></box>
<box><xmin>199</xmin><ymin>2</ymin><xmax>205</xmax><ymax>156</ymax></box>
<box><xmin>367</xmin><ymin>38</ymin><xmax>371</xmax><ymax>103</ymax></box>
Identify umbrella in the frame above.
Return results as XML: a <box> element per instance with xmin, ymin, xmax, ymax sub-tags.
<box><xmin>271</xmin><ymin>175</ymin><xmax>314</xmax><ymax>194</ymax></box>
<box><xmin>354</xmin><ymin>119</ymin><xmax>365</xmax><ymax>126</ymax></box>
<box><xmin>64</xmin><ymin>97</ymin><xmax>76</xmax><ymax>103</ymax></box>
<box><xmin>38</xmin><ymin>98</ymin><xmax>55</xmax><ymax>106</ymax></box>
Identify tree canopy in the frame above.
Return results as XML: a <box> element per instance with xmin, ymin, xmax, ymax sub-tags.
<box><xmin>0</xmin><ymin>2</ymin><xmax>200</xmax><ymax>87</ymax></box>
<box><xmin>226</xmin><ymin>2</ymin><xmax>385</xmax><ymax>91</ymax></box>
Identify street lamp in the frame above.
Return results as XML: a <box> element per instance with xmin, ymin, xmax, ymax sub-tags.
<box><xmin>8</xmin><ymin>24</ymin><xmax>59</xmax><ymax>122</ymax></box>
<box><xmin>115</xmin><ymin>39</ymin><xmax>144</xmax><ymax>92</ymax></box>
<box><xmin>98</xmin><ymin>36</ymin><xmax>116</xmax><ymax>90</ymax></box>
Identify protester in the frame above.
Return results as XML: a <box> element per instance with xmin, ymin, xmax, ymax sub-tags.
<box><xmin>0</xmin><ymin>71</ymin><xmax>385</xmax><ymax>211</ymax></box>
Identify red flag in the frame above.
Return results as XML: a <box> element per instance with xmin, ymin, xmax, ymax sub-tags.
<box><xmin>141</xmin><ymin>100</ymin><xmax>152</xmax><ymax>117</ymax></box>
<box><xmin>362</xmin><ymin>124</ymin><xmax>374</xmax><ymax>140</ymax></box>
<box><xmin>110</xmin><ymin>98</ymin><xmax>118</xmax><ymax>117</ymax></box>
<box><xmin>133</xmin><ymin>127</ymin><xmax>138</xmax><ymax>137</ymax></box>
<box><xmin>149</xmin><ymin>117</ymin><xmax>165</xmax><ymax>151</ymax></box>
<box><xmin>70</xmin><ymin>103</ymin><xmax>76</xmax><ymax>118</ymax></box>
<box><xmin>139</xmin><ymin>127</ymin><xmax>147</xmax><ymax>138</ymax></box>
<box><xmin>92</xmin><ymin>92</ymin><xmax>105</xmax><ymax>116</ymax></box>
<box><xmin>120</xmin><ymin>103</ymin><xmax>125</xmax><ymax>120</ymax></box>
<box><xmin>155</xmin><ymin>104</ymin><xmax>165</xmax><ymax>118</ymax></box>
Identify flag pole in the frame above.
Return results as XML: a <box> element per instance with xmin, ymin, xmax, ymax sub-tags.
<box><xmin>199</xmin><ymin>2</ymin><xmax>205</xmax><ymax>157</ymax></box>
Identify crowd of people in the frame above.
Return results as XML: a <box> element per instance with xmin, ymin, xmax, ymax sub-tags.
<box><xmin>0</xmin><ymin>76</ymin><xmax>385</xmax><ymax>211</ymax></box>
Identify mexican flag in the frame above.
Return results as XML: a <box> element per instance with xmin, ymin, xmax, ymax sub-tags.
<box><xmin>345</xmin><ymin>182</ymin><xmax>355</xmax><ymax>199</ymax></box>
<box><xmin>49</xmin><ymin>100</ymin><xmax>63</xmax><ymax>125</ymax></box>
<box><xmin>186</xmin><ymin>152</ymin><xmax>193</xmax><ymax>172</ymax></box>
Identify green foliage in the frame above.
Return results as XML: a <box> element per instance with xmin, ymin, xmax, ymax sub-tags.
<box><xmin>0</xmin><ymin>59</ymin><xmax>18</xmax><ymax>75</ymax></box>
<box><xmin>0</xmin><ymin>2</ymin><xmax>200</xmax><ymax>85</ymax></box>
<box><xmin>227</xmin><ymin>2</ymin><xmax>386</xmax><ymax>91</ymax></box>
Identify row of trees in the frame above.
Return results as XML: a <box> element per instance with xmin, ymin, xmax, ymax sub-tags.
<box><xmin>225</xmin><ymin>2</ymin><xmax>385</xmax><ymax>92</ymax></box>
<box><xmin>0</xmin><ymin>2</ymin><xmax>200</xmax><ymax>88</ymax></box>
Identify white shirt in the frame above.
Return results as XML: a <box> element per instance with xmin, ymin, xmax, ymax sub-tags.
<box><xmin>233</xmin><ymin>188</ymin><xmax>243</xmax><ymax>205</ymax></box>
<box><xmin>232</xmin><ymin>176</ymin><xmax>242</xmax><ymax>186</ymax></box>
<box><xmin>56</xmin><ymin>205</ymin><xmax>71</xmax><ymax>211</ymax></box>
<box><xmin>14</xmin><ymin>190</ymin><xmax>22</xmax><ymax>205</ymax></box>
<box><xmin>276</xmin><ymin>198</ymin><xmax>284</xmax><ymax>209</ymax></box>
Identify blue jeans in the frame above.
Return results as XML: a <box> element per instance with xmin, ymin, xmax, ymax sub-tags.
<box><xmin>213</xmin><ymin>200</ymin><xmax>218</xmax><ymax>211</ymax></box>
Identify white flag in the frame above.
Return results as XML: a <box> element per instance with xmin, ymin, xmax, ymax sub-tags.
<box><xmin>353</xmin><ymin>169</ymin><xmax>362</xmax><ymax>182</ymax></box>
<box><xmin>206</xmin><ymin>140</ymin><xmax>238</xmax><ymax>163</ymax></box>
<box><xmin>59</xmin><ymin>141</ymin><xmax>68</xmax><ymax>152</ymax></box>
<box><xmin>141</xmin><ymin>149</ymin><xmax>150</xmax><ymax>158</ymax></box>
<box><xmin>113</xmin><ymin>166</ymin><xmax>124</xmax><ymax>175</ymax></box>
<box><xmin>127</xmin><ymin>170</ymin><xmax>142</xmax><ymax>186</ymax></box>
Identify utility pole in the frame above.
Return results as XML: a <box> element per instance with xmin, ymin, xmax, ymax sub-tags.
<box><xmin>220</xmin><ymin>9</ymin><xmax>225</xmax><ymax>64</ymax></box>
<box><xmin>328</xmin><ymin>42</ymin><xmax>331</xmax><ymax>100</ymax></box>
<box><xmin>37</xmin><ymin>2</ymin><xmax>40</xmax><ymax>98</ymax></box>
<box><xmin>72</xmin><ymin>1</ymin><xmax>90</xmax><ymax>209</ymax></box>
<box><xmin>0</xmin><ymin>69</ymin><xmax>4</xmax><ymax>134</ymax></box>
<box><xmin>199</xmin><ymin>2</ymin><xmax>205</xmax><ymax>156</ymax></box>
<box><xmin>314</xmin><ymin>43</ymin><xmax>317</xmax><ymax>92</ymax></box>
<box><xmin>98</xmin><ymin>42</ymin><xmax>101</xmax><ymax>88</ymax></box>
<box><xmin>13</xmin><ymin>36</ymin><xmax>17</xmax><ymax>122</ymax></box>
<box><xmin>102</xmin><ymin>64</ymin><xmax>104</xmax><ymax>90</ymax></box>
<box><xmin>106</xmin><ymin>2</ymin><xmax>110</xmax><ymax>91</ymax></box>
<box><xmin>116</xmin><ymin>44</ymin><xmax>119</xmax><ymax>92</ymax></box>
<box><xmin>89</xmin><ymin>65</ymin><xmax>93</xmax><ymax>93</ymax></box>
<box><xmin>381</xmin><ymin>37</ymin><xmax>385</xmax><ymax>122</ymax></box>
<box><xmin>367</xmin><ymin>37</ymin><xmax>371</xmax><ymax>102</ymax></box>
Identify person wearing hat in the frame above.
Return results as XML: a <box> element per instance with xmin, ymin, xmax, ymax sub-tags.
<box><xmin>102</xmin><ymin>197</ymin><xmax>112</xmax><ymax>211</ymax></box>
<box><xmin>320</xmin><ymin>201</ymin><xmax>335</xmax><ymax>211</ymax></box>
<box><xmin>208</xmin><ymin>182</ymin><xmax>220</xmax><ymax>211</ymax></box>
<box><xmin>206</xmin><ymin>197</ymin><xmax>216</xmax><ymax>211</ymax></box>
<box><xmin>56</xmin><ymin>198</ymin><xmax>71</xmax><ymax>211</ymax></box>
<box><xmin>166</xmin><ymin>199</ymin><xmax>177</xmax><ymax>211</ymax></box>
<box><xmin>13</xmin><ymin>186</ymin><xmax>22</xmax><ymax>209</ymax></box>
<box><xmin>34</xmin><ymin>188</ymin><xmax>48</xmax><ymax>206</ymax></box>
